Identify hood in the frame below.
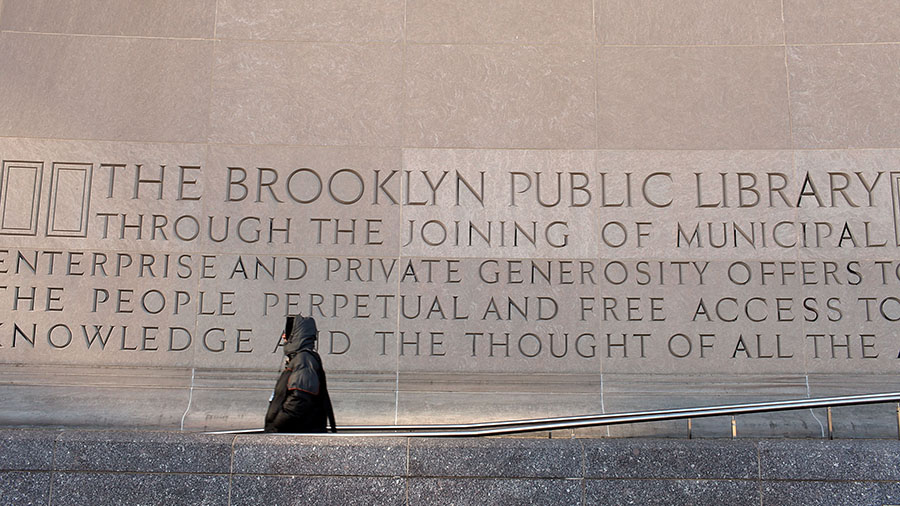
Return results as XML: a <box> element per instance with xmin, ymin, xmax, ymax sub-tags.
<box><xmin>283</xmin><ymin>316</ymin><xmax>317</xmax><ymax>356</ymax></box>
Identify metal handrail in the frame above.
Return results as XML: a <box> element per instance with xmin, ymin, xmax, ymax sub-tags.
<box><xmin>207</xmin><ymin>392</ymin><xmax>900</xmax><ymax>437</ymax></box>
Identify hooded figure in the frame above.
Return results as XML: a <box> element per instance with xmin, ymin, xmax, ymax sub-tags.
<box><xmin>264</xmin><ymin>316</ymin><xmax>336</xmax><ymax>433</ymax></box>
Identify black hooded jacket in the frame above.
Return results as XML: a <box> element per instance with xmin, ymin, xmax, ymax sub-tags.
<box><xmin>264</xmin><ymin>316</ymin><xmax>336</xmax><ymax>433</ymax></box>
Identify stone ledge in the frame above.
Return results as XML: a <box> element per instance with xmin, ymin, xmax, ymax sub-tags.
<box><xmin>54</xmin><ymin>430</ymin><xmax>234</xmax><ymax>474</ymax></box>
<box><xmin>2</xmin><ymin>429</ymin><xmax>900</xmax><ymax>505</ymax></box>
<box><xmin>233</xmin><ymin>435</ymin><xmax>407</xmax><ymax>476</ymax></box>
<box><xmin>583</xmin><ymin>438</ymin><xmax>759</xmax><ymax>480</ymax></box>
<box><xmin>5</xmin><ymin>367</ymin><xmax>899</xmax><ymax>440</ymax></box>
<box><xmin>759</xmin><ymin>439</ymin><xmax>900</xmax><ymax>481</ymax></box>
<box><xmin>0</xmin><ymin>429</ymin><xmax>56</xmax><ymax>471</ymax></box>
<box><xmin>408</xmin><ymin>438</ymin><xmax>582</xmax><ymax>478</ymax></box>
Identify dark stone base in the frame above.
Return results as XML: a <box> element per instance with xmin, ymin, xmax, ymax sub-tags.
<box><xmin>2</xmin><ymin>430</ymin><xmax>900</xmax><ymax>505</ymax></box>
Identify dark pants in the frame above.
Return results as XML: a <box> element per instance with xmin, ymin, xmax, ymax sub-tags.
<box><xmin>264</xmin><ymin>409</ymin><xmax>326</xmax><ymax>433</ymax></box>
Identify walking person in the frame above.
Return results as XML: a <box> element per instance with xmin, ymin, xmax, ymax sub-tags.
<box><xmin>265</xmin><ymin>316</ymin><xmax>337</xmax><ymax>433</ymax></box>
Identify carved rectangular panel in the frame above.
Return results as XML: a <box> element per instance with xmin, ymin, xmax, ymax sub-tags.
<box><xmin>0</xmin><ymin>160</ymin><xmax>43</xmax><ymax>236</ymax></box>
<box><xmin>893</xmin><ymin>172</ymin><xmax>900</xmax><ymax>246</ymax></box>
<box><xmin>46</xmin><ymin>162</ymin><xmax>92</xmax><ymax>237</ymax></box>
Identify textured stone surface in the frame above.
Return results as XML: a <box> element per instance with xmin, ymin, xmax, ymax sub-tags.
<box><xmin>216</xmin><ymin>0</ymin><xmax>403</xmax><ymax>42</ymax></box>
<box><xmin>409</xmin><ymin>438</ymin><xmax>582</xmax><ymax>478</ymax></box>
<box><xmin>0</xmin><ymin>472</ymin><xmax>50</xmax><ymax>505</ymax></box>
<box><xmin>789</xmin><ymin>45</ymin><xmax>900</xmax><ymax>148</ymax></box>
<box><xmin>0</xmin><ymin>0</ymin><xmax>216</xmax><ymax>38</ymax></box>
<box><xmin>405</xmin><ymin>44</ymin><xmax>596</xmax><ymax>149</ymax></box>
<box><xmin>232</xmin><ymin>435</ymin><xmax>407</xmax><ymax>476</ymax></box>
<box><xmin>597</xmin><ymin>46</ymin><xmax>791</xmax><ymax>149</ymax></box>
<box><xmin>396</xmin><ymin>377</ymin><xmax>606</xmax><ymax>425</ymax></box>
<box><xmin>0</xmin><ymin>429</ymin><xmax>56</xmax><ymax>470</ymax></box>
<box><xmin>407</xmin><ymin>0</ymin><xmax>593</xmax><ymax>44</ymax></box>
<box><xmin>6</xmin><ymin>432</ymin><xmax>900</xmax><ymax>505</ymax></box>
<box><xmin>210</xmin><ymin>41</ymin><xmax>402</xmax><ymax>146</ymax></box>
<box><xmin>759</xmin><ymin>439</ymin><xmax>900</xmax><ymax>481</ymax></box>
<box><xmin>586</xmin><ymin>479</ymin><xmax>760</xmax><ymax>506</ymax></box>
<box><xmin>408</xmin><ymin>478</ymin><xmax>582</xmax><ymax>506</ymax></box>
<box><xmin>784</xmin><ymin>0</ymin><xmax>900</xmax><ymax>44</ymax></box>
<box><xmin>51</xmin><ymin>472</ymin><xmax>229</xmax><ymax>506</ymax></box>
<box><xmin>54</xmin><ymin>431</ymin><xmax>233</xmax><ymax>473</ymax></box>
<box><xmin>598</xmin><ymin>0</ymin><xmax>783</xmax><ymax>45</ymax></box>
<box><xmin>231</xmin><ymin>476</ymin><xmax>406</xmax><ymax>506</ymax></box>
<box><xmin>761</xmin><ymin>481</ymin><xmax>900</xmax><ymax>506</ymax></box>
<box><xmin>0</xmin><ymin>366</ymin><xmax>193</xmax><ymax>428</ymax></box>
<box><xmin>0</xmin><ymin>33</ymin><xmax>212</xmax><ymax>142</ymax></box>
<box><xmin>584</xmin><ymin>439</ymin><xmax>758</xmax><ymax>479</ymax></box>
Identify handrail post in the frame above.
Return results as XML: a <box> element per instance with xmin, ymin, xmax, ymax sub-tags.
<box><xmin>731</xmin><ymin>416</ymin><xmax>736</xmax><ymax>439</ymax></box>
<box><xmin>687</xmin><ymin>418</ymin><xmax>692</xmax><ymax>439</ymax></box>
<box><xmin>827</xmin><ymin>407</ymin><xmax>834</xmax><ymax>440</ymax></box>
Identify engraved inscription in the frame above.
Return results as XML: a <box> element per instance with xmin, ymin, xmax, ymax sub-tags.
<box><xmin>0</xmin><ymin>154</ymin><xmax>898</xmax><ymax>379</ymax></box>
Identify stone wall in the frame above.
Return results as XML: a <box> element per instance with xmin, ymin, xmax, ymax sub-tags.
<box><xmin>3</xmin><ymin>429</ymin><xmax>900</xmax><ymax>505</ymax></box>
<box><xmin>0</xmin><ymin>1</ymin><xmax>899</xmax><ymax>432</ymax></box>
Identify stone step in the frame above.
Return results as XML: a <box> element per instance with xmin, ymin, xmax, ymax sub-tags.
<box><xmin>3</xmin><ymin>429</ymin><xmax>900</xmax><ymax>505</ymax></box>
